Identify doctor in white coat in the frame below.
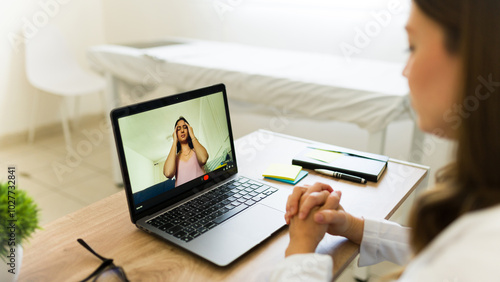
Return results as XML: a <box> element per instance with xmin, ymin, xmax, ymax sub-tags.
<box><xmin>272</xmin><ymin>0</ymin><xmax>500</xmax><ymax>281</ymax></box>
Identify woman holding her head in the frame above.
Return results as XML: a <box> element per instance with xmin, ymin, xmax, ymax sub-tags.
<box><xmin>164</xmin><ymin>117</ymin><xmax>209</xmax><ymax>187</ymax></box>
<box><xmin>272</xmin><ymin>0</ymin><xmax>500</xmax><ymax>280</ymax></box>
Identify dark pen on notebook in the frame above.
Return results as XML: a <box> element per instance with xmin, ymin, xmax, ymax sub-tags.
<box><xmin>315</xmin><ymin>169</ymin><xmax>367</xmax><ymax>184</ymax></box>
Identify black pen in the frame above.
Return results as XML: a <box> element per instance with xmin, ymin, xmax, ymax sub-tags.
<box><xmin>315</xmin><ymin>169</ymin><xmax>367</xmax><ymax>184</ymax></box>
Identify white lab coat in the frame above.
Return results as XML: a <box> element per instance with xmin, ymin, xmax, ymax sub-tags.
<box><xmin>271</xmin><ymin>205</ymin><xmax>500</xmax><ymax>281</ymax></box>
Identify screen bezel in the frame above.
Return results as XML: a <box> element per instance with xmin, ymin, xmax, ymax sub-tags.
<box><xmin>110</xmin><ymin>84</ymin><xmax>238</xmax><ymax>223</ymax></box>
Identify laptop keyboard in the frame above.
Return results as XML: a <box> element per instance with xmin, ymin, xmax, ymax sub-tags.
<box><xmin>145</xmin><ymin>176</ymin><xmax>278</xmax><ymax>243</ymax></box>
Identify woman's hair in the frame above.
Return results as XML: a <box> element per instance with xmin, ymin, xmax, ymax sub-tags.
<box><xmin>174</xmin><ymin>116</ymin><xmax>194</xmax><ymax>154</ymax></box>
<box><xmin>408</xmin><ymin>0</ymin><xmax>500</xmax><ymax>254</ymax></box>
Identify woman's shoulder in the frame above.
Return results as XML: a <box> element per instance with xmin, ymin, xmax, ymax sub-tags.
<box><xmin>435</xmin><ymin>204</ymin><xmax>500</xmax><ymax>246</ymax></box>
<box><xmin>454</xmin><ymin>204</ymin><xmax>500</xmax><ymax>232</ymax></box>
<box><xmin>402</xmin><ymin>205</ymin><xmax>500</xmax><ymax>280</ymax></box>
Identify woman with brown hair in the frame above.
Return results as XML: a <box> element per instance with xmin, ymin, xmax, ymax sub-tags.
<box><xmin>272</xmin><ymin>0</ymin><xmax>500</xmax><ymax>280</ymax></box>
<box><xmin>163</xmin><ymin>116</ymin><xmax>209</xmax><ymax>187</ymax></box>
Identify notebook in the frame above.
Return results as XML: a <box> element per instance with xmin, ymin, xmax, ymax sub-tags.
<box><xmin>292</xmin><ymin>146</ymin><xmax>389</xmax><ymax>182</ymax></box>
<box><xmin>110</xmin><ymin>84</ymin><xmax>289</xmax><ymax>266</ymax></box>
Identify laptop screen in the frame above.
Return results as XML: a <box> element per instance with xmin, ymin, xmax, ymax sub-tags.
<box><xmin>111</xmin><ymin>84</ymin><xmax>237</xmax><ymax>221</ymax></box>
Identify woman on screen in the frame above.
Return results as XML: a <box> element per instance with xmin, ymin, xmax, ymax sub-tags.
<box><xmin>163</xmin><ymin>117</ymin><xmax>209</xmax><ymax>187</ymax></box>
<box><xmin>272</xmin><ymin>0</ymin><xmax>500</xmax><ymax>280</ymax></box>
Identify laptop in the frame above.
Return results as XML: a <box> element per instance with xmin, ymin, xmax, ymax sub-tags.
<box><xmin>110</xmin><ymin>83</ymin><xmax>289</xmax><ymax>266</ymax></box>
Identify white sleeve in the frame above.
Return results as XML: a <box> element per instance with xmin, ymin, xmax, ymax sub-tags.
<box><xmin>359</xmin><ymin>218</ymin><xmax>412</xmax><ymax>267</ymax></box>
<box><xmin>270</xmin><ymin>253</ymin><xmax>333</xmax><ymax>282</ymax></box>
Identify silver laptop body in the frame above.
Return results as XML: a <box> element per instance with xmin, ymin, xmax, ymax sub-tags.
<box><xmin>110</xmin><ymin>84</ymin><xmax>288</xmax><ymax>266</ymax></box>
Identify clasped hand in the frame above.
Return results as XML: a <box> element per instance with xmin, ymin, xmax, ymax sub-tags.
<box><xmin>284</xmin><ymin>182</ymin><xmax>362</xmax><ymax>257</ymax></box>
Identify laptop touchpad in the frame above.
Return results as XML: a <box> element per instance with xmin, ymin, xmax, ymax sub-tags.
<box><xmin>230</xmin><ymin>204</ymin><xmax>285</xmax><ymax>241</ymax></box>
<box><xmin>189</xmin><ymin>204</ymin><xmax>286</xmax><ymax>266</ymax></box>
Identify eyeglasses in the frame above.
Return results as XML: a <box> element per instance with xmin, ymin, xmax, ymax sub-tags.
<box><xmin>77</xmin><ymin>238</ymin><xmax>130</xmax><ymax>282</ymax></box>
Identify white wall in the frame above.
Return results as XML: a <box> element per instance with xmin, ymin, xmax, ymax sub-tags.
<box><xmin>124</xmin><ymin>145</ymin><xmax>155</xmax><ymax>193</ymax></box>
<box><xmin>199</xmin><ymin>92</ymin><xmax>230</xmax><ymax>159</ymax></box>
<box><xmin>0</xmin><ymin>0</ymin><xmax>105</xmax><ymax>138</ymax></box>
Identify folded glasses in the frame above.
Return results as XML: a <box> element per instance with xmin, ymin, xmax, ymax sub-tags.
<box><xmin>77</xmin><ymin>238</ymin><xmax>129</xmax><ymax>282</ymax></box>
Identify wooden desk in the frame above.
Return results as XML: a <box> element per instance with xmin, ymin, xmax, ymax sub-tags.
<box><xmin>19</xmin><ymin>130</ymin><xmax>428</xmax><ymax>281</ymax></box>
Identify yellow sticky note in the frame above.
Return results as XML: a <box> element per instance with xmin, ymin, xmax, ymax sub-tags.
<box><xmin>262</xmin><ymin>164</ymin><xmax>302</xmax><ymax>181</ymax></box>
<box><xmin>306</xmin><ymin>149</ymin><xmax>343</xmax><ymax>163</ymax></box>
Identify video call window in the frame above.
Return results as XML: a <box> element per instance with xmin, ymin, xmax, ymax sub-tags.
<box><xmin>117</xmin><ymin>92</ymin><xmax>233</xmax><ymax>208</ymax></box>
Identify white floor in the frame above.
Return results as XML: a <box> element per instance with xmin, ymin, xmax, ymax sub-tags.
<box><xmin>0</xmin><ymin>107</ymin><xmax>454</xmax><ymax>280</ymax></box>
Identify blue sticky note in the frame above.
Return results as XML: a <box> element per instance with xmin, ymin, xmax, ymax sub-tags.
<box><xmin>265</xmin><ymin>170</ymin><xmax>309</xmax><ymax>185</ymax></box>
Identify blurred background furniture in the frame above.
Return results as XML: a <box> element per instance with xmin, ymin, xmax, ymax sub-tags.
<box><xmin>25</xmin><ymin>23</ymin><xmax>106</xmax><ymax>149</ymax></box>
<box><xmin>88</xmin><ymin>40</ymin><xmax>420</xmax><ymax>183</ymax></box>
<box><xmin>88</xmin><ymin>40</ymin><xmax>411</xmax><ymax>143</ymax></box>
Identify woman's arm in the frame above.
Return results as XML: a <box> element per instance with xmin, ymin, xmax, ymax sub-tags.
<box><xmin>359</xmin><ymin>218</ymin><xmax>411</xmax><ymax>267</ymax></box>
<box><xmin>285</xmin><ymin>182</ymin><xmax>411</xmax><ymax>266</ymax></box>
<box><xmin>271</xmin><ymin>190</ymin><xmax>336</xmax><ymax>282</ymax></box>
<box><xmin>270</xmin><ymin>253</ymin><xmax>333</xmax><ymax>282</ymax></box>
<box><xmin>271</xmin><ymin>218</ymin><xmax>411</xmax><ymax>282</ymax></box>
<box><xmin>286</xmin><ymin>204</ymin><xmax>329</xmax><ymax>257</ymax></box>
<box><xmin>163</xmin><ymin>131</ymin><xmax>178</xmax><ymax>178</ymax></box>
<box><xmin>187</xmin><ymin>124</ymin><xmax>209</xmax><ymax>165</ymax></box>
<box><xmin>285</xmin><ymin>183</ymin><xmax>365</xmax><ymax>244</ymax></box>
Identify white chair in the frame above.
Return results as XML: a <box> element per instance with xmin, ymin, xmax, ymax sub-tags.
<box><xmin>25</xmin><ymin>24</ymin><xmax>106</xmax><ymax>149</ymax></box>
